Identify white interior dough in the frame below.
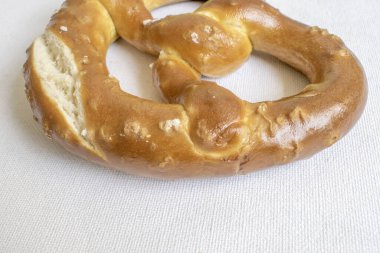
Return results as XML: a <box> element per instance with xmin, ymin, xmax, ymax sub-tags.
<box><xmin>33</xmin><ymin>30</ymin><xmax>92</xmax><ymax>148</ymax></box>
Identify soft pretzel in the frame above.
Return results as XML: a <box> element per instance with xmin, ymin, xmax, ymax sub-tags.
<box><xmin>24</xmin><ymin>0</ymin><xmax>367</xmax><ymax>178</ymax></box>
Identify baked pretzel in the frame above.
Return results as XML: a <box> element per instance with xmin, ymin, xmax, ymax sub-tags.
<box><xmin>24</xmin><ymin>0</ymin><xmax>367</xmax><ymax>178</ymax></box>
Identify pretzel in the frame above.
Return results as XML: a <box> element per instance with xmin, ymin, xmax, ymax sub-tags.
<box><xmin>24</xmin><ymin>0</ymin><xmax>367</xmax><ymax>178</ymax></box>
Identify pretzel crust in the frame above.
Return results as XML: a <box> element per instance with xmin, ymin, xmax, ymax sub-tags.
<box><xmin>24</xmin><ymin>0</ymin><xmax>367</xmax><ymax>178</ymax></box>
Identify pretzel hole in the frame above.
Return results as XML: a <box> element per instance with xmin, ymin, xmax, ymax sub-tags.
<box><xmin>150</xmin><ymin>1</ymin><xmax>201</xmax><ymax>19</ymax></box>
<box><xmin>108</xmin><ymin>47</ymin><xmax>307</xmax><ymax>103</ymax></box>
<box><xmin>200</xmin><ymin>51</ymin><xmax>307</xmax><ymax>102</ymax></box>
<box><xmin>106</xmin><ymin>1</ymin><xmax>308</xmax><ymax>103</ymax></box>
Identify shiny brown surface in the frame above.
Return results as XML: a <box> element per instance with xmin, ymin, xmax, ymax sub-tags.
<box><xmin>24</xmin><ymin>0</ymin><xmax>367</xmax><ymax>178</ymax></box>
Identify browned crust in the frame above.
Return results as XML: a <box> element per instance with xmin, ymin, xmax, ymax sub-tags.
<box><xmin>24</xmin><ymin>0</ymin><xmax>367</xmax><ymax>178</ymax></box>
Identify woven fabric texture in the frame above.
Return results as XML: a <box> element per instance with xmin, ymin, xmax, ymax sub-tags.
<box><xmin>0</xmin><ymin>0</ymin><xmax>379</xmax><ymax>252</ymax></box>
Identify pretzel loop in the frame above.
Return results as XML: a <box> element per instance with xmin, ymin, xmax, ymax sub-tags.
<box><xmin>24</xmin><ymin>0</ymin><xmax>367</xmax><ymax>178</ymax></box>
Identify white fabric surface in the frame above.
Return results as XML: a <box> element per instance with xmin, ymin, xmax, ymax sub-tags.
<box><xmin>1</xmin><ymin>0</ymin><xmax>380</xmax><ymax>252</ymax></box>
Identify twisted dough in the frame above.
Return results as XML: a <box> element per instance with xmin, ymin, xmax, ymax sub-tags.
<box><xmin>24</xmin><ymin>0</ymin><xmax>367</xmax><ymax>178</ymax></box>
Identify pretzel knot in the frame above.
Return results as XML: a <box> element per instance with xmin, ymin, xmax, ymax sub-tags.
<box><xmin>24</xmin><ymin>0</ymin><xmax>367</xmax><ymax>178</ymax></box>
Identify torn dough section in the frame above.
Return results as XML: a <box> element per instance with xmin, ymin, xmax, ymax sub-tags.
<box><xmin>33</xmin><ymin>30</ymin><xmax>95</xmax><ymax>151</ymax></box>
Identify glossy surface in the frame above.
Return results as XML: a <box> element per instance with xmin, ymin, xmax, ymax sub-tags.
<box><xmin>24</xmin><ymin>0</ymin><xmax>367</xmax><ymax>178</ymax></box>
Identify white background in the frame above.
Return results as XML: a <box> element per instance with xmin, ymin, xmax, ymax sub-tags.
<box><xmin>1</xmin><ymin>0</ymin><xmax>380</xmax><ymax>252</ymax></box>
